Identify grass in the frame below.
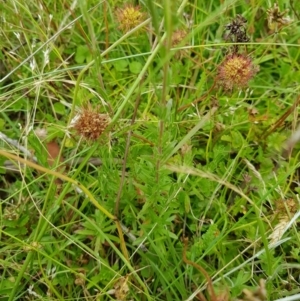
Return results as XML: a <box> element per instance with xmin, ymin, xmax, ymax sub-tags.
<box><xmin>0</xmin><ymin>0</ymin><xmax>300</xmax><ymax>300</ymax></box>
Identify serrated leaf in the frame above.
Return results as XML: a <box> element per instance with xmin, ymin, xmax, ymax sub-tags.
<box><xmin>197</xmin><ymin>71</ymin><xmax>207</xmax><ymax>94</ymax></box>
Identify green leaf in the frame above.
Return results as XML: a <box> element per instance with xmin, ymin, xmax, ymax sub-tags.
<box><xmin>129</xmin><ymin>61</ymin><xmax>143</xmax><ymax>74</ymax></box>
<box><xmin>52</xmin><ymin>274</ymin><xmax>74</xmax><ymax>286</ymax></box>
<box><xmin>11</xmin><ymin>97</ymin><xmax>27</xmax><ymax>110</ymax></box>
<box><xmin>221</xmin><ymin>134</ymin><xmax>231</xmax><ymax>142</ymax></box>
<box><xmin>0</xmin><ymin>118</ymin><xmax>5</xmax><ymax>130</ymax></box>
<box><xmin>197</xmin><ymin>71</ymin><xmax>207</xmax><ymax>94</ymax></box>
<box><xmin>0</xmin><ymin>156</ymin><xmax>7</xmax><ymax>174</ymax></box>
<box><xmin>75</xmin><ymin>45</ymin><xmax>90</xmax><ymax>64</ymax></box>
<box><xmin>167</xmin><ymin>231</ymin><xmax>178</xmax><ymax>239</ymax></box>
<box><xmin>201</xmin><ymin>224</ymin><xmax>219</xmax><ymax>251</ymax></box>
<box><xmin>28</xmin><ymin>134</ymin><xmax>48</xmax><ymax>166</ymax></box>
<box><xmin>291</xmin><ymin>247</ymin><xmax>300</xmax><ymax>260</ymax></box>
<box><xmin>18</xmin><ymin>215</ymin><xmax>29</xmax><ymax>227</ymax></box>
<box><xmin>114</xmin><ymin>60</ymin><xmax>128</xmax><ymax>72</ymax></box>
<box><xmin>184</xmin><ymin>194</ymin><xmax>190</xmax><ymax>213</ymax></box>
<box><xmin>230</xmin><ymin>270</ymin><xmax>251</xmax><ymax>297</ymax></box>
<box><xmin>53</xmin><ymin>102</ymin><xmax>66</xmax><ymax>115</ymax></box>
<box><xmin>231</xmin><ymin>130</ymin><xmax>244</xmax><ymax>149</ymax></box>
<box><xmin>88</xmin><ymin>263</ymin><xmax>118</xmax><ymax>288</ymax></box>
<box><xmin>4</xmin><ymin>227</ymin><xmax>27</xmax><ymax>236</ymax></box>
<box><xmin>0</xmin><ymin>278</ymin><xmax>15</xmax><ymax>296</ymax></box>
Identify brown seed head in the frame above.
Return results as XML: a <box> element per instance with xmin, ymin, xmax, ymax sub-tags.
<box><xmin>217</xmin><ymin>53</ymin><xmax>259</xmax><ymax>91</ymax></box>
<box><xmin>267</xmin><ymin>3</ymin><xmax>292</xmax><ymax>31</ymax></box>
<box><xmin>71</xmin><ymin>105</ymin><xmax>110</xmax><ymax>141</ymax></box>
<box><xmin>171</xmin><ymin>29</ymin><xmax>187</xmax><ymax>47</ymax></box>
<box><xmin>275</xmin><ymin>198</ymin><xmax>298</xmax><ymax>216</ymax></box>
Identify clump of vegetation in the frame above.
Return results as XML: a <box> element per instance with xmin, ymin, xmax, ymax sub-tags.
<box><xmin>0</xmin><ymin>1</ymin><xmax>299</xmax><ymax>301</ymax></box>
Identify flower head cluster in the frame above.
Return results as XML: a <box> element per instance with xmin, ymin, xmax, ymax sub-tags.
<box><xmin>171</xmin><ymin>29</ymin><xmax>187</xmax><ymax>47</ymax></box>
<box><xmin>170</xmin><ymin>29</ymin><xmax>188</xmax><ymax>58</ymax></box>
<box><xmin>217</xmin><ymin>53</ymin><xmax>259</xmax><ymax>91</ymax></box>
<box><xmin>275</xmin><ymin>198</ymin><xmax>298</xmax><ymax>217</ymax></box>
<box><xmin>70</xmin><ymin>104</ymin><xmax>110</xmax><ymax>141</ymax></box>
<box><xmin>116</xmin><ymin>4</ymin><xmax>145</xmax><ymax>33</ymax></box>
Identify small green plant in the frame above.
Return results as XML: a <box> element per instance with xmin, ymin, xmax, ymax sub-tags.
<box><xmin>0</xmin><ymin>1</ymin><xmax>300</xmax><ymax>300</ymax></box>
